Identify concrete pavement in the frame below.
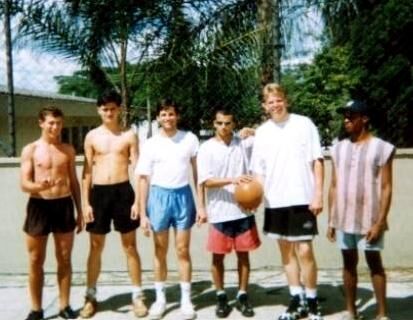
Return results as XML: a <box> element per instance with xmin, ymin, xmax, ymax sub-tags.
<box><xmin>1</xmin><ymin>268</ymin><xmax>412</xmax><ymax>320</ymax></box>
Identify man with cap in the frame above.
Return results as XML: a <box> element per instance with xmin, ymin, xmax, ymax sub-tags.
<box><xmin>327</xmin><ymin>100</ymin><xmax>395</xmax><ymax>320</ymax></box>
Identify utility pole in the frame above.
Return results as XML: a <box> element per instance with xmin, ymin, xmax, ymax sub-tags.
<box><xmin>258</xmin><ymin>0</ymin><xmax>282</xmax><ymax>86</ymax></box>
<box><xmin>4</xmin><ymin>0</ymin><xmax>17</xmax><ymax>157</ymax></box>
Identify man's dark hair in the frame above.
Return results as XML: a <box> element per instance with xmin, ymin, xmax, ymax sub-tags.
<box><xmin>156</xmin><ymin>98</ymin><xmax>180</xmax><ymax>115</ymax></box>
<box><xmin>38</xmin><ymin>106</ymin><xmax>64</xmax><ymax>121</ymax></box>
<box><xmin>97</xmin><ymin>89</ymin><xmax>122</xmax><ymax>107</ymax></box>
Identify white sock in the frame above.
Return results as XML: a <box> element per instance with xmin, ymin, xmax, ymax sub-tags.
<box><xmin>216</xmin><ymin>290</ymin><xmax>226</xmax><ymax>296</ymax></box>
<box><xmin>305</xmin><ymin>287</ymin><xmax>317</xmax><ymax>299</ymax></box>
<box><xmin>180</xmin><ymin>282</ymin><xmax>191</xmax><ymax>305</ymax></box>
<box><xmin>237</xmin><ymin>290</ymin><xmax>247</xmax><ymax>298</ymax></box>
<box><xmin>154</xmin><ymin>282</ymin><xmax>166</xmax><ymax>303</ymax></box>
<box><xmin>289</xmin><ymin>285</ymin><xmax>304</xmax><ymax>297</ymax></box>
<box><xmin>132</xmin><ymin>286</ymin><xmax>143</xmax><ymax>300</ymax></box>
<box><xmin>86</xmin><ymin>287</ymin><xmax>97</xmax><ymax>299</ymax></box>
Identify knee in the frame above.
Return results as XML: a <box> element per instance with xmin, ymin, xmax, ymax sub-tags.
<box><xmin>90</xmin><ymin>239</ymin><xmax>104</xmax><ymax>254</ymax></box>
<box><xmin>176</xmin><ymin>245</ymin><xmax>190</xmax><ymax>260</ymax></box>
<box><xmin>28</xmin><ymin>252</ymin><xmax>45</xmax><ymax>270</ymax></box>
<box><xmin>122</xmin><ymin>243</ymin><xmax>138</xmax><ymax>257</ymax></box>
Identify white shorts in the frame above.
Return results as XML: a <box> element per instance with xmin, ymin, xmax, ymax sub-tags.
<box><xmin>337</xmin><ymin>230</ymin><xmax>384</xmax><ymax>251</ymax></box>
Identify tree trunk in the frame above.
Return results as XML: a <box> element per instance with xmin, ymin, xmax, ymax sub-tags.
<box><xmin>257</xmin><ymin>0</ymin><xmax>281</xmax><ymax>87</ymax></box>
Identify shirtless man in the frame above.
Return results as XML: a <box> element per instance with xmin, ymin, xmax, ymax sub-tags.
<box><xmin>20</xmin><ymin>106</ymin><xmax>82</xmax><ymax>320</ymax></box>
<box><xmin>80</xmin><ymin>90</ymin><xmax>147</xmax><ymax>318</ymax></box>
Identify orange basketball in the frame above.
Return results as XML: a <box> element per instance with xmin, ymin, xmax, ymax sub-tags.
<box><xmin>234</xmin><ymin>179</ymin><xmax>263</xmax><ymax>211</ymax></box>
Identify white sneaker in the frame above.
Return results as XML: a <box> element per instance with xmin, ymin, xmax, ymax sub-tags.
<box><xmin>180</xmin><ymin>301</ymin><xmax>196</xmax><ymax>319</ymax></box>
<box><xmin>148</xmin><ymin>301</ymin><xmax>166</xmax><ymax>320</ymax></box>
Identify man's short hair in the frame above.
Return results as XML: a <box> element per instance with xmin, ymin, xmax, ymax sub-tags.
<box><xmin>38</xmin><ymin>106</ymin><xmax>64</xmax><ymax>121</ymax></box>
<box><xmin>156</xmin><ymin>98</ymin><xmax>180</xmax><ymax>115</ymax></box>
<box><xmin>97</xmin><ymin>89</ymin><xmax>122</xmax><ymax>107</ymax></box>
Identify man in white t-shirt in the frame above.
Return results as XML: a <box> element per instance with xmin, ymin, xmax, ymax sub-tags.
<box><xmin>197</xmin><ymin>109</ymin><xmax>261</xmax><ymax>318</ymax></box>
<box><xmin>135</xmin><ymin>99</ymin><xmax>199</xmax><ymax>320</ymax></box>
<box><xmin>250</xmin><ymin>83</ymin><xmax>324</xmax><ymax>320</ymax></box>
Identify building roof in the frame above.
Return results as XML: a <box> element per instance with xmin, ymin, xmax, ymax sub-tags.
<box><xmin>0</xmin><ymin>85</ymin><xmax>95</xmax><ymax>103</ymax></box>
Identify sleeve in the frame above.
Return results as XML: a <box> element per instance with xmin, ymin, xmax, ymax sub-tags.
<box><xmin>135</xmin><ymin>140</ymin><xmax>153</xmax><ymax>176</ymax></box>
<box><xmin>196</xmin><ymin>142</ymin><xmax>214</xmax><ymax>185</ymax></box>
<box><xmin>241</xmin><ymin>136</ymin><xmax>254</xmax><ymax>163</ymax></box>
<box><xmin>249</xmin><ymin>131</ymin><xmax>265</xmax><ymax>176</ymax></box>
<box><xmin>379</xmin><ymin>141</ymin><xmax>396</xmax><ymax>166</ymax></box>
<box><xmin>189</xmin><ymin>132</ymin><xmax>200</xmax><ymax>157</ymax></box>
<box><xmin>307</xmin><ymin>119</ymin><xmax>323</xmax><ymax>161</ymax></box>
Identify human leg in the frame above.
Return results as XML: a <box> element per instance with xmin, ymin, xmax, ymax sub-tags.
<box><xmin>53</xmin><ymin>232</ymin><xmax>75</xmax><ymax>310</ymax></box>
<box><xmin>26</xmin><ymin>234</ymin><xmax>48</xmax><ymax>312</ymax></box>
<box><xmin>341</xmin><ymin>249</ymin><xmax>359</xmax><ymax>317</ymax></box>
<box><xmin>234</xmin><ymin>251</ymin><xmax>254</xmax><ymax>317</ymax></box>
<box><xmin>212</xmin><ymin>253</ymin><xmax>225</xmax><ymax>291</ymax></box>
<box><xmin>80</xmin><ymin>233</ymin><xmax>105</xmax><ymax>318</ymax></box>
<box><xmin>120</xmin><ymin>230</ymin><xmax>147</xmax><ymax>317</ymax></box>
<box><xmin>365</xmin><ymin>251</ymin><xmax>387</xmax><ymax>318</ymax></box>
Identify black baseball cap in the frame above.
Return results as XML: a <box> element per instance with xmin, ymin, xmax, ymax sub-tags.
<box><xmin>337</xmin><ymin>100</ymin><xmax>370</xmax><ymax>115</ymax></box>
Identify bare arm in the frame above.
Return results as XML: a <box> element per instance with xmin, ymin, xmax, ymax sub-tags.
<box><xmin>67</xmin><ymin>145</ymin><xmax>83</xmax><ymax>232</ymax></box>
<box><xmin>129</xmin><ymin>132</ymin><xmax>140</xmax><ymax>219</ymax></box>
<box><xmin>310</xmin><ymin>158</ymin><xmax>324</xmax><ymax>215</ymax></box>
<box><xmin>82</xmin><ymin>133</ymin><xmax>94</xmax><ymax>223</ymax></box>
<box><xmin>20</xmin><ymin>144</ymin><xmax>52</xmax><ymax>193</ymax></box>
<box><xmin>138</xmin><ymin>175</ymin><xmax>151</xmax><ymax>234</ymax></box>
<box><xmin>366</xmin><ymin>151</ymin><xmax>394</xmax><ymax>242</ymax></box>
<box><xmin>327</xmin><ymin>161</ymin><xmax>337</xmax><ymax>242</ymax></box>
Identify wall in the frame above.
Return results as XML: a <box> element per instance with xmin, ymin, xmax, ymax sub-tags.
<box><xmin>0</xmin><ymin>152</ymin><xmax>412</xmax><ymax>274</ymax></box>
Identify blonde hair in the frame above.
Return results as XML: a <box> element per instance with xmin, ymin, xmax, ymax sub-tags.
<box><xmin>262</xmin><ymin>83</ymin><xmax>288</xmax><ymax>102</ymax></box>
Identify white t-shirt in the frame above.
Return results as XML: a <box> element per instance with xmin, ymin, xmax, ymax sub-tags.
<box><xmin>135</xmin><ymin>130</ymin><xmax>199</xmax><ymax>188</ymax></box>
<box><xmin>250</xmin><ymin>114</ymin><xmax>323</xmax><ymax>208</ymax></box>
<box><xmin>197</xmin><ymin>136</ymin><xmax>254</xmax><ymax>223</ymax></box>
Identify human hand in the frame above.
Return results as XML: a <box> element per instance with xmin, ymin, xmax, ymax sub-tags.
<box><xmin>196</xmin><ymin>208</ymin><xmax>208</xmax><ymax>226</ymax></box>
<box><xmin>140</xmin><ymin>215</ymin><xmax>151</xmax><ymax>237</ymax></box>
<box><xmin>366</xmin><ymin>222</ymin><xmax>385</xmax><ymax>243</ymax></box>
<box><xmin>232</xmin><ymin>175</ymin><xmax>253</xmax><ymax>185</ymax></box>
<box><xmin>327</xmin><ymin>227</ymin><xmax>336</xmax><ymax>242</ymax></box>
<box><xmin>309</xmin><ymin>196</ymin><xmax>323</xmax><ymax>215</ymax></box>
<box><xmin>238</xmin><ymin>127</ymin><xmax>255</xmax><ymax>139</ymax></box>
<box><xmin>83</xmin><ymin>205</ymin><xmax>94</xmax><ymax>224</ymax></box>
<box><xmin>130</xmin><ymin>203</ymin><xmax>139</xmax><ymax>220</ymax></box>
<box><xmin>75</xmin><ymin>213</ymin><xmax>84</xmax><ymax>234</ymax></box>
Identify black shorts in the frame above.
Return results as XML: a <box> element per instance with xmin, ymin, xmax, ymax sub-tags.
<box><xmin>23</xmin><ymin>196</ymin><xmax>75</xmax><ymax>236</ymax></box>
<box><xmin>86</xmin><ymin>181</ymin><xmax>139</xmax><ymax>234</ymax></box>
<box><xmin>263</xmin><ymin>205</ymin><xmax>318</xmax><ymax>241</ymax></box>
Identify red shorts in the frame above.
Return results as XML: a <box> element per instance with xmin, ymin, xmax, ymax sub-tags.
<box><xmin>207</xmin><ymin>216</ymin><xmax>261</xmax><ymax>254</ymax></box>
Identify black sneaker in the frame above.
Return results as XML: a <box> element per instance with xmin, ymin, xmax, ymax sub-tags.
<box><xmin>235</xmin><ymin>293</ymin><xmax>254</xmax><ymax>317</ymax></box>
<box><xmin>278</xmin><ymin>294</ymin><xmax>307</xmax><ymax>320</ymax></box>
<box><xmin>215</xmin><ymin>293</ymin><xmax>231</xmax><ymax>318</ymax></box>
<box><xmin>59</xmin><ymin>305</ymin><xmax>78</xmax><ymax>319</ymax></box>
<box><xmin>25</xmin><ymin>310</ymin><xmax>44</xmax><ymax>320</ymax></box>
<box><xmin>307</xmin><ymin>297</ymin><xmax>323</xmax><ymax>320</ymax></box>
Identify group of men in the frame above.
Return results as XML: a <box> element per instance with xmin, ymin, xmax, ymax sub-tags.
<box><xmin>21</xmin><ymin>83</ymin><xmax>394</xmax><ymax>320</ymax></box>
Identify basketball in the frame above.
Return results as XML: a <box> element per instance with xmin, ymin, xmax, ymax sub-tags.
<box><xmin>234</xmin><ymin>179</ymin><xmax>263</xmax><ymax>211</ymax></box>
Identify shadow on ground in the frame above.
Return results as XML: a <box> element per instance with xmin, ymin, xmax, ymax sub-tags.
<box><xmin>45</xmin><ymin>281</ymin><xmax>411</xmax><ymax>319</ymax></box>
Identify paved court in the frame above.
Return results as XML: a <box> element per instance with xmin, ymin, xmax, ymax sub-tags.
<box><xmin>1</xmin><ymin>269</ymin><xmax>412</xmax><ymax>320</ymax></box>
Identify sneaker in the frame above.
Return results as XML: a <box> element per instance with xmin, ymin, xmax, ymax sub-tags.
<box><xmin>25</xmin><ymin>310</ymin><xmax>44</xmax><ymax>320</ymax></box>
<box><xmin>79</xmin><ymin>296</ymin><xmax>97</xmax><ymax>319</ymax></box>
<box><xmin>59</xmin><ymin>305</ymin><xmax>77</xmax><ymax>319</ymax></box>
<box><xmin>235</xmin><ymin>293</ymin><xmax>254</xmax><ymax>317</ymax></box>
<box><xmin>133</xmin><ymin>296</ymin><xmax>148</xmax><ymax>317</ymax></box>
<box><xmin>215</xmin><ymin>293</ymin><xmax>231</xmax><ymax>318</ymax></box>
<box><xmin>307</xmin><ymin>297</ymin><xmax>323</xmax><ymax>320</ymax></box>
<box><xmin>278</xmin><ymin>295</ymin><xmax>306</xmax><ymax>320</ymax></box>
<box><xmin>375</xmin><ymin>317</ymin><xmax>391</xmax><ymax>320</ymax></box>
<box><xmin>148</xmin><ymin>300</ymin><xmax>166</xmax><ymax>320</ymax></box>
<box><xmin>180</xmin><ymin>301</ymin><xmax>197</xmax><ymax>319</ymax></box>
<box><xmin>340</xmin><ymin>311</ymin><xmax>364</xmax><ymax>320</ymax></box>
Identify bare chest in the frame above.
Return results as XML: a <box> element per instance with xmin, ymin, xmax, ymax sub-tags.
<box><xmin>33</xmin><ymin>145</ymin><xmax>69</xmax><ymax>171</ymax></box>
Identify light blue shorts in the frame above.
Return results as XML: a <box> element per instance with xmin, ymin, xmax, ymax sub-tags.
<box><xmin>147</xmin><ymin>185</ymin><xmax>196</xmax><ymax>232</ymax></box>
<box><xmin>337</xmin><ymin>230</ymin><xmax>384</xmax><ymax>251</ymax></box>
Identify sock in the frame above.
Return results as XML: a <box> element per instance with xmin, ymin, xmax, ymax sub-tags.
<box><xmin>289</xmin><ymin>285</ymin><xmax>304</xmax><ymax>297</ymax></box>
<box><xmin>180</xmin><ymin>282</ymin><xmax>191</xmax><ymax>305</ymax></box>
<box><xmin>237</xmin><ymin>290</ymin><xmax>247</xmax><ymax>298</ymax></box>
<box><xmin>86</xmin><ymin>287</ymin><xmax>97</xmax><ymax>299</ymax></box>
<box><xmin>216</xmin><ymin>290</ymin><xmax>226</xmax><ymax>296</ymax></box>
<box><xmin>305</xmin><ymin>288</ymin><xmax>317</xmax><ymax>299</ymax></box>
<box><xmin>154</xmin><ymin>282</ymin><xmax>166</xmax><ymax>303</ymax></box>
<box><xmin>132</xmin><ymin>286</ymin><xmax>143</xmax><ymax>301</ymax></box>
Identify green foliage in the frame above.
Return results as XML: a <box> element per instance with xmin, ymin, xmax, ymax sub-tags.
<box><xmin>282</xmin><ymin>46</ymin><xmax>357</xmax><ymax>146</ymax></box>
